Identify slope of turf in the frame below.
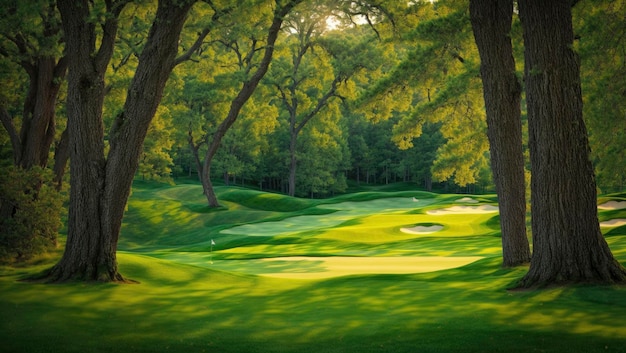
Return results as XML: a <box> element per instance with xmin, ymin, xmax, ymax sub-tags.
<box><xmin>1</xmin><ymin>180</ymin><xmax>626</xmax><ymax>353</ymax></box>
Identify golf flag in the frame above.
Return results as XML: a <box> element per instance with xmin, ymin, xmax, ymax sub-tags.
<box><xmin>211</xmin><ymin>239</ymin><xmax>215</xmax><ymax>246</ymax></box>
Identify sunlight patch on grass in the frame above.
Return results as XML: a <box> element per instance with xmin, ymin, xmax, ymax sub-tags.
<box><xmin>4</xmin><ymin>181</ymin><xmax>623</xmax><ymax>353</ymax></box>
<box><xmin>180</xmin><ymin>255</ymin><xmax>484</xmax><ymax>279</ymax></box>
<box><xmin>475</xmin><ymin>287</ymin><xmax>626</xmax><ymax>340</ymax></box>
<box><xmin>220</xmin><ymin>197</ymin><xmax>439</xmax><ymax>237</ymax></box>
<box><xmin>427</xmin><ymin>204</ymin><xmax>499</xmax><ymax>215</ymax></box>
<box><xmin>318</xmin><ymin>213</ymin><xmax>498</xmax><ymax>243</ymax></box>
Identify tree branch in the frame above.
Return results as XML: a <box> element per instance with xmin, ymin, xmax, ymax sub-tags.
<box><xmin>0</xmin><ymin>106</ymin><xmax>22</xmax><ymax>164</ymax></box>
<box><xmin>95</xmin><ymin>0</ymin><xmax>132</xmax><ymax>71</ymax></box>
<box><xmin>174</xmin><ymin>3</ymin><xmax>235</xmax><ymax>67</ymax></box>
<box><xmin>295</xmin><ymin>75</ymin><xmax>342</xmax><ymax>134</ymax></box>
<box><xmin>175</xmin><ymin>28</ymin><xmax>212</xmax><ymax>66</ymax></box>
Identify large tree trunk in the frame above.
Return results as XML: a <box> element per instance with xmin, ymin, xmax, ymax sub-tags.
<box><xmin>18</xmin><ymin>56</ymin><xmax>66</xmax><ymax>169</ymax></box>
<box><xmin>469</xmin><ymin>0</ymin><xmax>530</xmax><ymax>267</ymax></box>
<box><xmin>53</xmin><ymin>129</ymin><xmax>69</xmax><ymax>190</ymax></box>
<box><xmin>0</xmin><ymin>5</ymin><xmax>68</xmax><ymax>230</ymax></box>
<box><xmin>517</xmin><ymin>0</ymin><xmax>626</xmax><ymax>288</ymax></box>
<box><xmin>201</xmin><ymin>157</ymin><xmax>220</xmax><ymax>207</ymax></box>
<box><xmin>187</xmin><ymin>126</ymin><xmax>205</xmax><ymax>181</ymax></box>
<box><xmin>45</xmin><ymin>0</ymin><xmax>122</xmax><ymax>282</ymax></box>
<box><xmin>46</xmin><ymin>0</ymin><xmax>194</xmax><ymax>282</ymax></box>
<box><xmin>0</xmin><ymin>58</ymin><xmax>68</xmax><ymax>243</ymax></box>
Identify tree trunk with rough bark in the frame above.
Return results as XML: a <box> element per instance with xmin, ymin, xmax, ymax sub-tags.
<box><xmin>288</xmin><ymin>128</ymin><xmax>298</xmax><ymax>197</ymax></box>
<box><xmin>18</xmin><ymin>57</ymin><xmax>66</xmax><ymax>169</ymax></box>
<box><xmin>469</xmin><ymin>0</ymin><xmax>530</xmax><ymax>267</ymax></box>
<box><xmin>0</xmin><ymin>56</ymin><xmax>68</xmax><ymax>214</ymax></box>
<box><xmin>46</xmin><ymin>0</ymin><xmax>194</xmax><ymax>282</ymax></box>
<box><xmin>517</xmin><ymin>0</ymin><xmax>626</xmax><ymax>288</ymax></box>
<box><xmin>53</xmin><ymin>129</ymin><xmax>69</xmax><ymax>190</ymax></box>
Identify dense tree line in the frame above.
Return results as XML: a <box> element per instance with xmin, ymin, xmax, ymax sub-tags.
<box><xmin>1</xmin><ymin>0</ymin><xmax>625</xmax><ymax>287</ymax></box>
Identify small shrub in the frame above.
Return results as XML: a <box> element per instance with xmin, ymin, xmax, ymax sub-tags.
<box><xmin>0</xmin><ymin>166</ymin><xmax>65</xmax><ymax>263</ymax></box>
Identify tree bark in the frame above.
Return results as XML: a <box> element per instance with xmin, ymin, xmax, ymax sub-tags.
<box><xmin>53</xmin><ymin>129</ymin><xmax>69</xmax><ymax>190</ymax></box>
<box><xmin>45</xmin><ymin>0</ymin><xmax>123</xmax><ymax>282</ymax></box>
<box><xmin>46</xmin><ymin>0</ymin><xmax>193</xmax><ymax>282</ymax></box>
<box><xmin>469</xmin><ymin>0</ymin><xmax>530</xmax><ymax>267</ymax></box>
<box><xmin>1</xmin><ymin>56</ymin><xmax>67</xmax><ymax>173</ymax></box>
<box><xmin>517</xmin><ymin>0</ymin><xmax>626</xmax><ymax>288</ymax></box>
<box><xmin>187</xmin><ymin>128</ymin><xmax>205</xmax><ymax>181</ymax></box>
<box><xmin>0</xmin><ymin>5</ymin><xmax>68</xmax><ymax>235</ymax></box>
<box><xmin>288</xmin><ymin>128</ymin><xmax>298</xmax><ymax>197</ymax></box>
<box><xmin>18</xmin><ymin>56</ymin><xmax>66</xmax><ymax>169</ymax></box>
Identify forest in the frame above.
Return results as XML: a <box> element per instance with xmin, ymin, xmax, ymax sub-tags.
<box><xmin>2</xmin><ymin>1</ymin><xmax>626</xmax><ymax>351</ymax></box>
<box><xmin>1</xmin><ymin>0</ymin><xmax>626</xmax><ymax>284</ymax></box>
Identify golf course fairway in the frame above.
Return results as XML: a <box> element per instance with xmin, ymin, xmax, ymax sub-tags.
<box><xmin>1</xmin><ymin>180</ymin><xmax>626</xmax><ymax>353</ymax></box>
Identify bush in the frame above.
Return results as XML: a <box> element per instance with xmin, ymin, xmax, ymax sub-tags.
<box><xmin>0</xmin><ymin>166</ymin><xmax>65</xmax><ymax>263</ymax></box>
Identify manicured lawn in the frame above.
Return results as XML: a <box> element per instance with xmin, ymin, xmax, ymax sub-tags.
<box><xmin>2</xmin><ymin>181</ymin><xmax>626</xmax><ymax>352</ymax></box>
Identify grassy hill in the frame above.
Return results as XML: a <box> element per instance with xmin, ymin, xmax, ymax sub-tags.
<box><xmin>1</xmin><ymin>180</ymin><xmax>626</xmax><ymax>352</ymax></box>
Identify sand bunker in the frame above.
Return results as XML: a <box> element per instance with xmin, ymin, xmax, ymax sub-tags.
<box><xmin>427</xmin><ymin>205</ymin><xmax>499</xmax><ymax>215</ymax></box>
<box><xmin>457</xmin><ymin>197</ymin><xmax>479</xmax><ymax>203</ymax></box>
<box><xmin>254</xmin><ymin>256</ymin><xmax>483</xmax><ymax>279</ymax></box>
<box><xmin>400</xmin><ymin>225</ymin><xmax>444</xmax><ymax>234</ymax></box>
<box><xmin>598</xmin><ymin>201</ymin><xmax>626</xmax><ymax>210</ymax></box>
<box><xmin>600</xmin><ymin>219</ymin><xmax>626</xmax><ymax>227</ymax></box>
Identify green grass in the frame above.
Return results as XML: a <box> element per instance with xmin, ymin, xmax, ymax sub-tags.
<box><xmin>2</xmin><ymin>180</ymin><xmax>626</xmax><ymax>352</ymax></box>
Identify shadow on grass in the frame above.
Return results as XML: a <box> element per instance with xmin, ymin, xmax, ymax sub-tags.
<box><xmin>2</xmin><ymin>253</ymin><xmax>626</xmax><ymax>353</ymax></box>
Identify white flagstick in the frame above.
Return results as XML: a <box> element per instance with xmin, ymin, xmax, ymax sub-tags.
<box><xmin>210</xmin><ymin>239</ymin><xmax>215</xmax><ymax>264</ymax></box>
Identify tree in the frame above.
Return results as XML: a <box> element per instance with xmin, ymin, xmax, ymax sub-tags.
<box><xmin>174</xmin><ymin>75</ymin><xmax>232</xmax><ymax>182</ymax></box>
<box><xmin>0</xmin><ymin>0</ymin><xmax>68</xmax><ymax>260</ymax></box>
<box><xmin>293</xmin><ymin>118</ymin><xmax>350</xmax><ymax>197</ymax></box>
<box><xmin>360</xmin><ymin>2</ymin><xmax>493</xmax><ymax>190</ymax></box>
<box><xmin>199</xmin><ymin>0</ymin><xmax>304</xmax><ymax>208</ymax></box>
<box><xmin>0</xmin><ymin>0</ymin><xmax>67</xmax><ymax>174</ymax></box>
<box><xmin>172</xmin><ymin>9</ymin><xmax>280</xmax><ymax>191</ymax></box>
<box><xmin>268</xmin><ymin>8</ymin><xmax>372</xmax><ymax>197</ymax></box>
<box><xmin>516</xmin><ymin>0</ymin><xmax>626</xmax><ymax>287</ymax></box>
<box><xmin>45</xmin><ymin>0</ymin><xmax>201</xmax><ymax>282</ymax></box>
<box><xmin>469</xmin><ymin>0</ymin><xmax>530</xmax><ymax>267</ymax></box>
<box><xmin>575</xmin><ymin>0</ymin><xmax>626</xmax><ymax>192</ymax></box>
<box><xmin>138</xmin><ymin>105</ymin><xmax>176</xmax><ymax>183</ymax></box>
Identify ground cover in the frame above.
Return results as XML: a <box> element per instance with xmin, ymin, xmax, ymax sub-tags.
<box><xmin>1</xmin><ymin>181</ymin><xmax>626</xmax><ymax>352</ymax></box>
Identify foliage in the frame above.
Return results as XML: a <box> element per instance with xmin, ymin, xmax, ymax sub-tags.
<box><xmin>357</xmin><ymin>0</ymin><xmax>491</xmax><ymax>188</ymax></box>
<box><xmin>138</xmin><ymin>105</ymin><xmax>176</xmax><ymax>183</ymax></box>
<box><xmin>0</xmin><ymin>166</ymin><xmax>65</xmax><ymax>263</ymax></box>
<box><xmin>575</xmin><ymin>0</ymin><xmax>626</xmax><ymax>193</ymax></box>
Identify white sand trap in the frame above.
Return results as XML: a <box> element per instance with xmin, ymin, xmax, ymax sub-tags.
<box><xmin>400</xmin><ymin>225</ymin><xmax>444</xmax><ymax>234</ymax></box>
<box><xmin>457</xmin><ymin>197</ymin><xmax>479</xmax><ymax>203</ymax></box>
<box><xmin>600</xmin><ymin>219</ymin><xmax>626</xmax><ymax>227</ymax></box>
<box><xmin>257</xmin><ymin>256</ymin><xmax>483</xmax><ymax>279</ymax></box>
<box><xmin>427</xmin><ymin>205</ymin><xmax>499</xmax><ymax>215</ymax></box>
<box><xmin>598</xmin><ymin>201</ymin><xmax>626</xmax><ymax>210</ymax></box>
